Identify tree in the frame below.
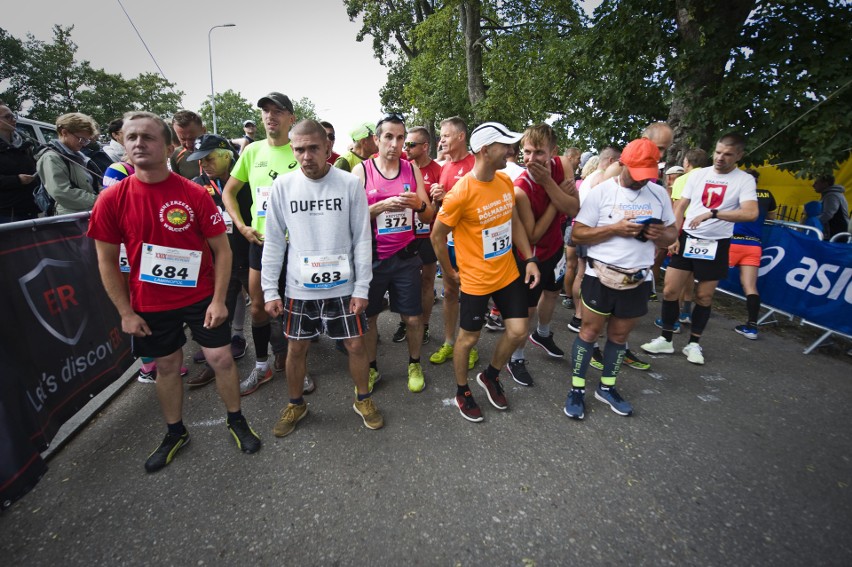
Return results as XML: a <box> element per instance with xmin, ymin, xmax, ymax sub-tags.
<box><xmin>292</xmin><ymin>96</ymin><xmax>318</xmax><ymax>122</ymax></box>
<box><xmin>0</xmin><ymin>28</ymin><xmax>27</xmax><ymax>110</ymax></box>
<box><xmin>199</xmin><ymin>89</ymin><xmax>259</xmax><ymax>139</ymax></box>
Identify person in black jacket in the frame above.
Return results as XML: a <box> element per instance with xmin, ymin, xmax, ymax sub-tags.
<box><xmin>0</xmin><ymin>102</ymin><xmax>40</xmax><ymax>223</ymax></box>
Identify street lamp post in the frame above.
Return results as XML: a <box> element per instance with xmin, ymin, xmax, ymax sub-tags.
<box><xmin>208</xmin><ymin>23</ymin><xmax>236</xmax><ymax>135</ymax></box>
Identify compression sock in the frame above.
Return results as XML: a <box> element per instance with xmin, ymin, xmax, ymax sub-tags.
<box><xmin>571</xmin><ymin>337</ymin><xmax>596</xmax><ymax>389</ymax></box>
<box><xmin>601</xmin><ymin>340</ymin><xmax>626</xmax><ymax>386</ymax></box>
<box><xmin>691</xmin><ymin>304</ymin><xmax>712</xmax><ymax>335</ymax></box>
<box><xmin>746</xmin><ymin>294</ymin><xmax>760</xmax><ymax>326</ymax></box>
<box><xmin>251</xmin><ymin>322</ymin><xmax>271</xmax><ymax>359</ymax></box>
<box><xmin>661</xmin><ymin>299</ymin><xmax>680</xmax><ymax>341</ymax></box>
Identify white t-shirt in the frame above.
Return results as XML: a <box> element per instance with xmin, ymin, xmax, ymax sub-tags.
<box><xmin>681</xmin><ymin>167</ymin><xmax>757</xmax><ymax>240</ymax></box>
<box><xmin>576</xmin><ymin>178</ymin><xmax>675</xmax><ymax>275</ymax></box>
<box><xmin>500</xmin><ymin>161</ymin><xmax>525</xmax><ymax>181</ymax></box>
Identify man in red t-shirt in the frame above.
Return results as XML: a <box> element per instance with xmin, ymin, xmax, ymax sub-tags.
<box><xmin>428</xmin><ymin>116</ymin><xmax>478</xmax><ymax>370</ymax></box>
<box><xmin>88</xmin><ymin>111</ymin><xmax>261</xmax><ymax>473</ymax></box>
<box><xmin>508</xmin><ymin>124</ymin><xmax>579</xmax><ymax>387</ymax></box>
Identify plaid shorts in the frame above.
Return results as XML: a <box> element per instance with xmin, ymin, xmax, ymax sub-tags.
<box><xmin>281</xmin><ymin>295</ymin><xmax>367</xmax><ymax>340</ymax></box>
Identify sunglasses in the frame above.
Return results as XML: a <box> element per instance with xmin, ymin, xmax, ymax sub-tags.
<box><xmin>404</xmin><ymin>141</ymin><xmax>424</xmax><ymax>149</ymax></box>
<box><xmin>376</xmin><ymin>112</ymin><xmax>405</xmax><ymax>130</ymax></box>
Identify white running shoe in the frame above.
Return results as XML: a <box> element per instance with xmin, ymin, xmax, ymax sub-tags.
<box><xmin>641</xmin><ymin>336</ymin><xmax>674</xmax><ymax>354</ymax></box>
<box><xmin>682</xmin><ymin>343</ymin><xmax>705</xmax><ymax>365</ymax></box>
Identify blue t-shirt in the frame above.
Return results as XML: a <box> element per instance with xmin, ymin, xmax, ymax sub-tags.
<box><xmin>732</xmin><ymin>188</ymin><xmax>776</xmax><ymax>246</ymax></box>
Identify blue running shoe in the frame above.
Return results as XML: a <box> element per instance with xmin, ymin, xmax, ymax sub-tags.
<box><xmin>654</xmin><ymin>318</ymin><xmax>681</xmax><ymax>333</ymax></box>
<box><xmin>595</xmin><ymin>386</ymin><xmax>633</xmax><ymax>416</ymax></box>
<box><xmin>735</xmin><ymin>324</ymin><xmax>758</xmax><ymax>340</ymax></box>
<box><xmin>563</xmin><ymin>389</ymin><xmax>585</xmax><ymax>420</ymax></box>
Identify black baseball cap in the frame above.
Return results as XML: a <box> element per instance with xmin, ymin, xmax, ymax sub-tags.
<box><xmin>186</xmin><ymin>134</ymin><xmax>233</xmax><ymax>161</ymax></box>
<box><xmin>257</xmin><ymin>92</ymin><xmax>295</xmax><ymax>113</ymax></box>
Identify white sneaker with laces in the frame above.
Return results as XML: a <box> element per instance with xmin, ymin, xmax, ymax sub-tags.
<box><xmin>641</xmin><ymin>336</ymin><xmax>674</xmax><ymax>354</ymax></box>
<box><xmin>682</xmin><ymin>343</ymin><xmax>705</xmax><ymax>365</ymax></box>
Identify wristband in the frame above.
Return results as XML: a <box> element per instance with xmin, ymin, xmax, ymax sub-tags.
<box><xmin>417</xmin><ymin>201</ymin><xmax>428</xmax><ymax>213</ymax></box>
<box><xmin>525</xmin><ymin>256</ymin><xmax>539</xmax><ymax>265</ymax></box>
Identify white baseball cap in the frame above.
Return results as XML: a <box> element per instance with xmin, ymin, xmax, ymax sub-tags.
<box><xmin>469</xmin><ymin>122</ymin><xmax>523</xmax><ymax>153</ymax></box>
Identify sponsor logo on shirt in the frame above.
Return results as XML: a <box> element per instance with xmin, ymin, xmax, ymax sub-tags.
<box><xmin>159</xmin><ymin>200</ymin><xmax>194</xmax><ymax>233</ymax></box>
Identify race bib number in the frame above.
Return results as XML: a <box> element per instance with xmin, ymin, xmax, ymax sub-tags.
<box><xmin>554</xmin><ymin>253</ymin><xmax>567</xmax><ymax>280</ymax></box>
<box><xmin>415</xmin><ymin>218</ymin><xmax>430</xmax><ymax>235</ymax></box>
<box><xmin>139</xmin><ymin>243</ymin><xmax>202</xmax><ymax>287</ymax></box>
<box><xmin>683</xmin><ymin>236</ymin><xmax>718</xmax><ymax>260</ymax></box>
<box><xmin>300</xmin><ymin>254</ymin><xmax>350</xmax><ymax>289</ymax></box>
<box><xmin>220</xmin><ymin>207</ymin><xmax>233</xmax><ymax>234</ymax></box>
<box><xmin>482</xmin><ymin>220</ymin><xmax>512</xmax><ymax>259</ymax></box>
<box><xmin>119</xmin><ymin>243</ymin><xmax>130</xmax><ymax>273</ymax></box>
<box><xmin>377</xmin><ymin>209</ymin><xmax>412</xmax><ymax>235</ymax></box>
<box><xmin>256</xmin><ymin>186</ymin><xmax>272</xmax><ymax>218</ymax></box>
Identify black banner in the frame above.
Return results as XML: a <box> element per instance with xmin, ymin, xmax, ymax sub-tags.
<box><xmin>0</xmin><ymin>215</ymin><xmax>133</xmax><ymax>509</ymax></box>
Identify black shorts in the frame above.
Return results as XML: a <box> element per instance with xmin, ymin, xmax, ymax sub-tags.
<box><xmin>669</xmin><ymin>232</ymin><xmax>731</xmax><ymax>282</ymax></box>
<box><xmin>366</xmin><ymin>253</ymin><xmax>423</xmax><ymax>317</ymax></box>
<box><xmin>518</xmin><ymin>250</ymin><xmax>563</xmax><ymax>307</ymax></box>
<box><xmin>282</xmin><ymin>296</ymin><xmax>368</xmax><ymax>340</ymax></box>
<box><xmin>580</xmin><ymin>276</ymin><xmax>651</xmax><ymax>320</ymax></box>
<box><xmin>131</xmin><ymin>296</ymin><xmax>230</xmax><ymax>359</ymax></box>
<box><xmin>415</xmin><ymin>237</ymin><xmax>437</xmax><ymax>264</ymax></box>
<box><xmin>459</xmin><ymin>277</ymin><xmax>529</xmax><ymax>332</ymax></box>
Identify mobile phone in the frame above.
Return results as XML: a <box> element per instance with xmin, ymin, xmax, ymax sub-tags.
<box><xmin>634</xmin><ymin>216</ymin><xmax>663</xmax><ymax>225</ymax></box>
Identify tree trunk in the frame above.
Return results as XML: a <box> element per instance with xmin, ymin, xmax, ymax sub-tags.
<box><xmin>667</xmin><ymin>0</ymin><xmax>755</xmax><ymax>165</ymax></box>
<box><xmin>460</xmin><ymin>0</ymin><xmax>487</xmax><ymax>121</ymax></box>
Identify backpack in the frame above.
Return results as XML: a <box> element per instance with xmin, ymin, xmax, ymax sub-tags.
<box><xmin>33</xmin><ymin>147</ymin><xmax>72</xmax><ymax>216</ymax></box>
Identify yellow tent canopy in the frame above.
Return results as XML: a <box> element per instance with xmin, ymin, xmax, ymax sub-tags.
<box><xmin>755</xmin><ymin>158</ymin><xmax>852</xmax><ymax>223</ymax></box>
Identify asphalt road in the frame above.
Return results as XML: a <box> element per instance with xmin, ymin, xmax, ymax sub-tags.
<box><xmin>2</xmin><ymin>293</ymin><xmax>851</xmax><ymax>566</ymax></box>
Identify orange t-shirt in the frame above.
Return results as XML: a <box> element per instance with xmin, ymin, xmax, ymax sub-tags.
<box><xmin>437</xmin><ymin>172</ymin><xmax>519</xmax><ymax>295</ymax></box>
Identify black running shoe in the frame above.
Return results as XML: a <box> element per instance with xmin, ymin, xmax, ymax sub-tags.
<box><xmin>227</xmin><ymin>417</ymin><xmax>261</xmax><ymax>454</ymax></box>
<box><xmin>392</xmin><ymin>321</ymin><xmax>407</xmax><ymax>343</ymax></box>
<box><xmin>529</xmin><ymin>330</ymin><xmax>565</xmax><ymax>358</ymax></box>
<box><xmin>145</xmin><ymin>431</ymin><xmax>190</xmax><ymax>473</ymax></box>
<box><xmin>568</xmin><ymin>316</ymin><xmax>582</xmax><ymax>333</ymax></box>
<box><xmin>507</xmin><ymin>359</ymin><xmax>534</xmax><ymax>387</ymax></box>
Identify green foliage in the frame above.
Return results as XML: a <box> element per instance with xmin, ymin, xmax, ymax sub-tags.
<box><xmin>292</xmin><ymin>97</ymin><xmax>319</xmax><ymax>122</ymax></box>
<box><xmin>0</xmin><ymin>25</ymin><xmax>183</xmax><ymax>131</ymax></box>
<box><xmin>199</xmin><ymin>90</ymin><xmax>260</xmax><ymax>139</ymax></box>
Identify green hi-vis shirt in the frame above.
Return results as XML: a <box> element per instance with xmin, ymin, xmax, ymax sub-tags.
<box><xmin>230</xmin><ymin>140</ymin><xmax>300</xmax><ymax>235</ymax></box>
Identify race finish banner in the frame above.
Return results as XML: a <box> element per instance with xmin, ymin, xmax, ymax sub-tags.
<box><xmin>719</xmin><ymin>225</ymin><xmax>852</xmax><ymax>335</ymax></box>
<box><xmin>0</xmin><ymin>214</ymin><xmax>133</xmax><ymax>509</ymax></box>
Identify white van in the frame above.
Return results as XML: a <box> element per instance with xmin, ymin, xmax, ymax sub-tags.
<box><xmin>16</xmin><ymin>117</ymin><xmax>58</xmax><ymax>146</ymax></box>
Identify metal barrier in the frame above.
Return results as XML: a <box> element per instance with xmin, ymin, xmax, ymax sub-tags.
<box><xmin>765</xmin><ymin>219</ymin><xmax>823</xmax><ymax>241</ymax></box>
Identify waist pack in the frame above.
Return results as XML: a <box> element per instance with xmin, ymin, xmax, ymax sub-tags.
<box><xmin>589</xmin><ymin>258</ymin><xmax>648</xmax><ymax>290</ymax></box>
<box><xmin>395</xmin><ymin>240</ymin><xmax>420</xmax><ymax>260</ymax></box>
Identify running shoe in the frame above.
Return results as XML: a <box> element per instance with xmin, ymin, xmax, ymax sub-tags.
<box><xmin>240</xmin><ymin>366</ymin><xmax>272</xmax><ymax>396</ymax></box>
<box><xmin>303</xmin><ymin>374</ymin><xmax>316</xmax><ymax>394</ymax></box>
<box><xmin>649</xmin><ymin>292</ymin><xmax>658</xmax><ymax>301</ymax></box>
<box><xmin>561</xmin><ymin>297</ymin><xmax>575</xmax><ymax>310</ymax></box>
<box><xmin>595</xmin><ymin>385</ymin><xmax>633</xmax><ymax>416</ymax></box>
<box><xmin>624</xmin><ymin>349</ymin><xmax>651</xmax><ymax>371</ymax></box>
<box><xmin>679</xmin><ymin>312</ymin><xmax>692</xmax><ymax>325</ymax></box>
<box><xmin>641</xmin><ymin>337</ymin><xmax>674</xmax><ymax>354</ymax></box>
<box><xmin>408</xmin><ymin>362</ymin><xmax>425</xmax><ymax>393</ymax></box>
<box><xmin>455</xmin><ymin>390</ymin><xmax>483</xmax><ymax>423</ymax></box>
<box><xmin>682</xmin><ymin>342</ymin><xmax>705</xmax><ymax>365</ymax></box>
<box><xmin>469</xmin><ymin>347</ymin><xmax>479</xmax><ymax>370</ymax></box>
<box><xmin>529</xmin><ymin>330</ymin><xmax>565</xmax><ymax>358</ymax></box>
<box><xmin>430</xmin><ymin>343</ymin><xmax>454</xmax><ymax>364</ymax></box>
<box><xmin>654</xmin><ymin>318</ymin><xmax>681</xmax><ymax>333</ymax></box>
<box><xmin>353</xmin><ymin>397</ymin><xmax>384</xmax><ymax>429</ymax></box>
<box><xmin>507</xmin><ymin>359</ymin><xmax>533</xmax><ymax>387</ymax></box>
<box><xmin>423</xmin><ymin>325</ymin><xmax>431</xmax><ymax>344</ymax></box>
<box><xmin>186</xmin><ymin>364</ymin><xmax>215</xmax><ymax>388</ymax></box>
<box><xmin>227</xmin><ymin>417</ymin><xmax>261</xmax><ymax>453</ymax></box>
<box><xmin>273</xmin><ymin>402</ymin><xmax>308</xmax><ymax>437</ymax></box>
<box><xmin>564</xmin><ymin>389</ymin><xmax>585</xmax><ymax>420</ymax></box>
<box><xmin>144</xmin><ymin>430</ymin><xmax>189</xmax><ymax>473</ymax></box>
<box><xmin>231</xmin><ymin>335</ymin><xmax>247</xmax><ymax>359</ymax></box>
<box><xmin>484</xmin><ymin>312</ymin><xmax>505</xmax><ymax>331</ymax></box>
<box><xmin>567</xmin><ymin>316</ymin><xmax>582</xmax><ymax>333</ymax></box>
<box><xmin>735</xmin><ymin>324</ymin><xmax>758</xmax><ymax>340</ymax></box>
<box><xmin>589</xmin><ymin>346</ymin><xmax>604</xmax><ymax>371</ymax></box>
<box><xmin>392</xmin><ymin>321</ymin><xmax>407</xmax><ymax>343</ymax></box>
<box><xmin>192</xmin><ymin>349</ymin><xmax>206</xmax><ymax>364</ymax></box>
<box><xmin>137</xmin><ymin>367</ymin><xmax>157</xmax><ymax>384</ymax></box>
<box><xmin>476</xmin><ymin>372</ymin><xmax>508</xmax><ymax>410</ymax></box>
<box><xmin>368</xmin><ymin>368</ymin><xmax>381</xmax><ymax>393</ymax></box>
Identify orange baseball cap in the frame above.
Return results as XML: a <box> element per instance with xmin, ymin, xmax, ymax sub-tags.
<box><xmin>620</xmin><ymin>138</ymin><xmax>660</xmax><ymax>180</ymax></box>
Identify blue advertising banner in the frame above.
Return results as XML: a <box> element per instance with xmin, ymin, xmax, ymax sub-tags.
<box><xmin>0</xmin><ymin>216</ymin><xmax>134</xmax><ymax>509</ymax></box>
<box><xmin>722</xmin><ymin>226</ymin><xmax>852</xmax><ymax>335</ymax></box>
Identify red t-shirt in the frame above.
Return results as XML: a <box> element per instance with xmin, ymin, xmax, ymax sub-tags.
<box><xmin>439</xmin><ymin>153</ymin><xmax>476</xmax><ymax>194</ymax></box>
<box><xmin>514</xmin><ymin>157</ymin><xmax>566</xmax><ymax>260</ymax></box>
<box><xmin>88</xmin><ymin>173</ymin><xmax>227</xmax><ymax>312</ymax></box>
<box><xmin>412</xmin><ymin>158</ymin><xmax>443</xmax><ymax>238</ymax></box>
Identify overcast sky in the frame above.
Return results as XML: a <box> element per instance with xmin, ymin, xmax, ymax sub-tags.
<box><xmin>6</xmin><ymin>0</ymin><xmax>601</xmax><ymax>153</ymax></box>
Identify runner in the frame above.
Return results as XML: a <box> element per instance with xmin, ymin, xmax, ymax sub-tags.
<box><xmin>88</xmin><ymin>111</ymin><xmax>261</xmax><ymax>472</ymax></box>
<box><xmin>431</xmin><ymin>122</ymin><xmax>541</xmax><ymax>422</ymax></box>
